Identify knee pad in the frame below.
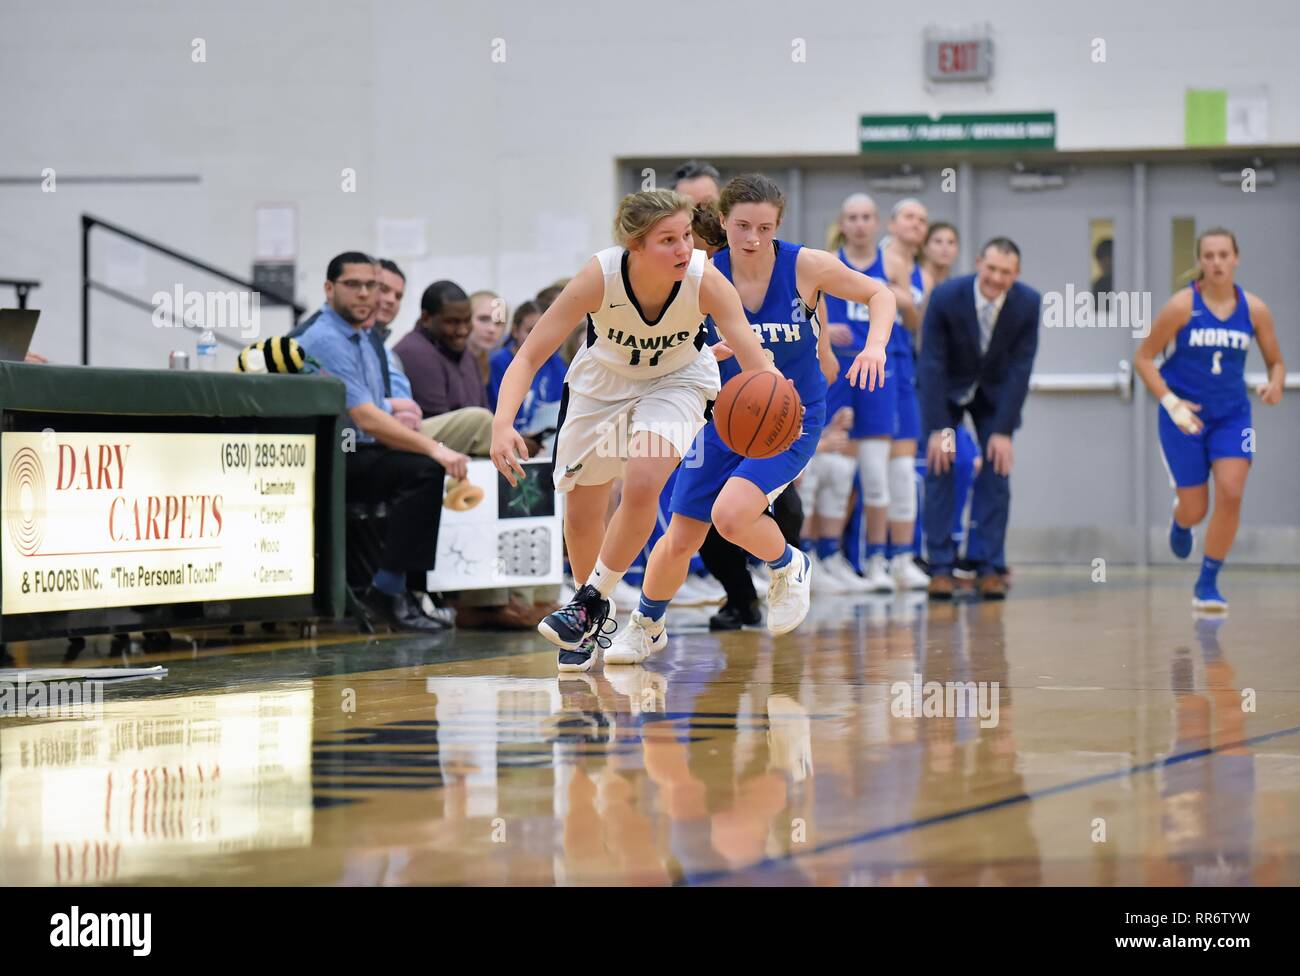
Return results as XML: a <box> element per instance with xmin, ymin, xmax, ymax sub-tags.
<box><xmin>795</xmin><ymin>457</ymin><xmax>821</xmax><ymax>514</ymax></box>
<box><xmin>856</xmin><ymin>439</ymin><xmax>891</xmax><ymax>508</ymax></box>
<box><xmin>819</xmin><ymin>454</ymin><xmax>856</xmax><ymax>518</ymax></box>
<box><xmin>888</xmin><ymin>455</ymin><xmax>917</xmax><ymax>522</ymax></box>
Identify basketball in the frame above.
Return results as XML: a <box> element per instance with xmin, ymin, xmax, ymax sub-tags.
<box><xmin>712</xmin><ymin>370</ymin><xmax>803</xmax><ymax>459</ymax></box>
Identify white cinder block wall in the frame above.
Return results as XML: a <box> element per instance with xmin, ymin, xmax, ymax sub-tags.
<box><xmin>2</xmin><ymin>0</ymin><xmax>1296</xmax><ymax>364</ymax></box>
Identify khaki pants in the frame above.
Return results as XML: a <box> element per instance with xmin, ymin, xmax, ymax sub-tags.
<box><xmin>420</xmin><ymin>407</ymin><xmax>493</xmax><ymax>457</ymax></box>
<box><xmin>456</xmin><ymin>584</ymin><xmax>561</xmax><ymax>608</ymax></box>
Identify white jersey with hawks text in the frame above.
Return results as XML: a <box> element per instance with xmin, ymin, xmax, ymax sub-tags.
<box><xmin>577</xmin><ymin>246</ymin><xmax>710</xmax><ymax>381</ymax></box>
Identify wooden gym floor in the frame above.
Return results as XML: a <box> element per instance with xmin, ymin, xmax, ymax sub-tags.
<box><xmin>1</xmin><ymin>567</ymin><xmax>1297</xmax><ymax>886</ymax></box>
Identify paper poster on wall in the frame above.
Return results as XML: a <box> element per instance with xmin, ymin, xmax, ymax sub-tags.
<box><xmin>1185</xmin><ymin>87</ymin><xmax>1269</xmax><ymax>147</ymax></box>
<box><xmin>1226</xmin><ymin>87</ymin><xmax>1268</xmax><ymax>145</ymax></box>
<box><xmin>377</xmin><ymin>218</ymin><xmax>428</xmax><ymax>258</ymax></box>
<box><xmin>496</xmin><ymin>251</ymin><xmax>573</xmax><ymax>313</ymax></box>
<box><xmin>255</xmin><ymin>204</ymin><xmax>297</xmax><ymax>261</ymax></box>
<box><xmin>535</xmin><ymin>214</ymin><xmax>588</xmax><ymax>263</ymax></box>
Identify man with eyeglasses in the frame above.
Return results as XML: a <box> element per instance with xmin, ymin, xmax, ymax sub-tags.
<box><xmin>298</xmin><ymin>251</ymin><xmax>470</xmax><ymax>633</ymax></box>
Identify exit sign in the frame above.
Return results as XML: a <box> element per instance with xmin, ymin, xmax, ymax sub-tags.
<box><xmin>925</xmin><ymin>36</ymin><xmax>992</xmax><ymax>82</ymax></box>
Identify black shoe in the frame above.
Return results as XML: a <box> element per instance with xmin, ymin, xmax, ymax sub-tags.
<box><xmin>539</xmin><ymin>583</ymin><xmax>612</xmax><ymax>650</ymax></box>
<box><xmin>557</xmin><ymin>635</ymin><xmax>599</xmax><ymax>673</ymax></box>
<box><xmin>360</xmin><ymin>587</ymin><xmax>453</xmax><ymax>633</ymax></box>
<box><xmin>416</xmin><ymin>591</ymin><xmax>457</xmax><ymax>628</ymax></box>
<box><xmin>709</xmin><ymin>601</ymin><xmax>762</xmax><ymax>631</ymax></box>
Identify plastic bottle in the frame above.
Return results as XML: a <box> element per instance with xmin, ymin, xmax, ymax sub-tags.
<box><xmin>195</xmin><ymin>329</ymin><xmax>218</xmax><ymax>371</ymax></box>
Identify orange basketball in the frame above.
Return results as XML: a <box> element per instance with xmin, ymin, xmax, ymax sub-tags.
<box><xmin>712</xmin><ymin>371</ymin><xmax>802</xmax><ymax>459</ymax></box>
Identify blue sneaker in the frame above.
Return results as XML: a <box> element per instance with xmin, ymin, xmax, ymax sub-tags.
<box><xmin>1192</xmin><ymin>578</ymin><xmax>1228</xmax><ymax>613</ymax></box>
<box><xmin>1169</xmin><ymin>501</ymin><xmax>1193</xmax><ymax>560</ymax></box>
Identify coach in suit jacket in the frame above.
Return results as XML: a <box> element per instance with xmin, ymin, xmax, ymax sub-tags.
<box><xmin>918</xmin><ymin>237</ymin><xmax>1041</xmax><ymax>599</ymax></box>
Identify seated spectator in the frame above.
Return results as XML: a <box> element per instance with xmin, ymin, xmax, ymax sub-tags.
<box><xmin>394</xmin><ymin>278</ymin><xmax>554</xmax><ymax>630</ymax></box>
<box><xmin>290</xmin><ymin>256</ymin><xmax>415</xmax><ymax>427</ymax></box>
<box><xmin>393</xmin><ymin>280</ymin><xmax>493</xmax><ymax>456</ymax></box>
<box><xmin>373</xmin><ymin>258</ymin><xmax>422</xmax><ymax>430</ymax></box>
<box><xmin>488</xmin><ymin>300</ymin><xmax>565</xmax><ymax>456</ymax></box>
<box><xmin>536</xmin><ymin>279</ymin><xmax>585</xmax><ymax>365</ymax></box>
<box><xmin>468</xmin><ymin>290</ymin><xmax>506</xmax><ymax>385</ymax></box>
<box><xmin>297</xmin><ymin>251</ymin><xmax>469</xmax><ymax>633</ymax></box>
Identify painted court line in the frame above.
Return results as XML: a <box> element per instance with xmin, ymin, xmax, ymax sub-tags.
<box><xmin>681</xmin><ymin>722</ymin><xmax>1300</xmax><ymax>886</ymax></box>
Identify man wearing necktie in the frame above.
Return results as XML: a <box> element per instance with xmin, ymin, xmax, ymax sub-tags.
<box><xmin>917</xmin><ymin>238</ymin><xmax>1041</xmax><ymax>599</ymax></box>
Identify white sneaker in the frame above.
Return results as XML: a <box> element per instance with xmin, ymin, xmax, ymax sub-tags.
<box><xmin>676</xmin><ymin>575</ymin><xmax>720</xmax><ymax>607</ymax></box>
<box><xmin>811</xmin><ymin>556</ymin><xmax>849</xmax><ymax>595</ymax></box>
<box><xmin>766</xmin><ymin>694</ymin><xmax>814</xmax><ymax>782</ymax></box>
<box><xmin>611</xmin><ymin>579</ymin><xmax>642</xmax><ymax>613</ymax></box>
<box><xmin>673</xmin><ymin>576</ymin><xmax>702</xmax><ymax>606</ymax></box>
<box><xmin>605</xmin><ymin>665</ymin><xmax>668</xmax><ymax>715</ymax></box>
<box><xmin>891</xmin><ymin>553</ymin><xmax>930</xmax><ymax>590</ymax></box>
<box><xmin>603</xmin><ymin>610</ymin><xmax>667</xmax><ymax>665</ymax></box>
<box><xmin>766</xmin><ymin>550</ymin><xmax>812</xmax><ymax>636</ymax></box>
<box><xmin>825</xmin><ymin>553</ymin><xmax>874</xmax><ymax>592</ymax></box>
<box><xmin>864</xmin><ymin>593</ymin><xmax>892</xmax><ymax>626</ymax></box>
<box><xmin>864</xmin><ymin>554</ymin><xmax>897</xmax><ymax>593</ymax></box>
<box><xmin>749</xmin><ymin>567</ymin><xmax>770</xmax><ymax>601</ymax></box>
<box><xmin>892</xmin><ymin>589</ymin><xmax>928</xmax><ymax>623</ymax></box>
<box><xmin>694</xmin><ymin>575</ymin><xmax>726</xmax><ymax>606</ymax></box>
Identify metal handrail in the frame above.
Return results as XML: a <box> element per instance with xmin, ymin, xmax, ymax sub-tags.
<box><xmin>1026</xmin><ymin>362</ymin><xmax>1300</xmax><ymax>398</ymax></box>
<box><xmin>1245</xmin><ymin>371</ymin><xmax>1300</xmax><ymax>390</ymax></box>
<box><xmin>80</xmin><ymin>214</ymin><xmax>306</xmax><ymax>364</ymax></box>
<box><xmin>1029</xmin><ymin>360</ymin><xmax>1133</xmax><ymax>399</ymax></box>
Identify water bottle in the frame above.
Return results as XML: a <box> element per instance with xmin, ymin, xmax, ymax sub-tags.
<box><xmin>195</xmin><ymin>329</ymin><xmax>218</xmax><ymax>371</ymax></box>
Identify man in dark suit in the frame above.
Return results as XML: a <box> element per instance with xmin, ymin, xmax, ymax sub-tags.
<box><xmin>918</xmin><ymin>237</ymin><xmax>1041</xmax><ymax>600</ymax></box>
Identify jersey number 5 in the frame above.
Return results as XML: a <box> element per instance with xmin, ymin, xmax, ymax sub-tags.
<box><xmin>1211</xmin><ymin>350</ymin><xmax>1223</xmax><ymax>375</ymax></box>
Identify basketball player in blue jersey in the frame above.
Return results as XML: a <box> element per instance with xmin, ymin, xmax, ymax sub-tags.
<box><xmin>881</xmin><ymin>198</ymin><xmax>934</xmax><ymax>591</ymax></box>
<box><xmin>604</xmin><ymin>174</ymin><xmax>895</xmax><ymax>665</ymax></box>
<box><xmin>491</xmin><ymin>189</ymin><xmax>779</xmax><ymax>672</ymax></box>
<box><xmin>1135</xmin><ymin>228</ymin><xmax>1285</xmax><ymax>611</ymax></box>
<box><xmin>820</xmin><ymin>193</ymin><xmax>898</xmax><ymax>591</ymax></box>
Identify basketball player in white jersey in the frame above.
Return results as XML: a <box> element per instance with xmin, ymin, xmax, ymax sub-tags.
<box><xmin>490</xmin><ymin>189</ymin><xmax>783</xmax><ymax>672</ymax></box>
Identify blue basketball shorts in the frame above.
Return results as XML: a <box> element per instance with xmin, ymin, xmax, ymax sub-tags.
<box><xmin>1157</xmin><ymin>399</ymin><xmax>1253</xmax><ymax>488</ymax></box>
<box><xmin>671</xmin><ymin>400</ymin><xmax>827</xmax><ymax>523</ymax></box>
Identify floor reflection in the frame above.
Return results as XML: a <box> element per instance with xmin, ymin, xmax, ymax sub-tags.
<box><xmin>2</xmin><ymin>570</ymin><xmax>1297</xmax><ymax>886</ymax></box>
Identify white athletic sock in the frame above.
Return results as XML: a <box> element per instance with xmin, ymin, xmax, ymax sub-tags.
<box><xmin>586</xmin><ymin>558</ymin><xmax>624</xmax><ymax>599</ymax></box>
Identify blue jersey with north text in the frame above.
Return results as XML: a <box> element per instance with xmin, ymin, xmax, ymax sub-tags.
<box><xmin>1160</xmin><ymin>282</ymin><xmax>1254</xmax><ymax>418</ymax></box>
<box><xmin>709</xmin><ymin>240</ymin><xmax>827</xmax><ymax>406</ymax></box>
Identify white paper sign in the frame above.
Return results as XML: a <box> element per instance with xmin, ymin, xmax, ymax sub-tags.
<box><xmin>1227</xmin><ymin>87</ymin><xmax>1268</xmax><ymax>145</ymax></box>
<box><xmin>377</xmin><ymin>218</ymin><xmax>428</xmax><ymax>258</ymax></box>
<box><xmin>255</xmin><ymin>204</ymin><xmax>297</xmax><ymax>261</ymax></box>
<box><xmin>425</xmin><ymin>459</ymin><xmax>563</xmax><ymax>592</ymax></box>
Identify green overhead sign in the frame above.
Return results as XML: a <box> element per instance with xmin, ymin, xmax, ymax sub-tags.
<box><xmin>859</xmin><ymin>112</ymin><xmax>1056</xmax><ymax>152</ymax></box>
